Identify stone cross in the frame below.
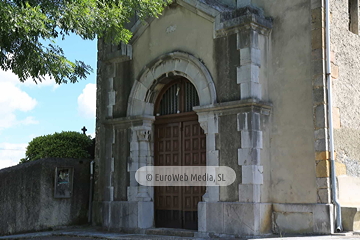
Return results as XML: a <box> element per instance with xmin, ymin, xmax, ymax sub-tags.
<box><xmin>81</xmin><ymin>126</ymin><xmax>87</xmax><ymax>135</ymax></box>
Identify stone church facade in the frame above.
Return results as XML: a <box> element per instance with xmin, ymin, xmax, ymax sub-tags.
<box><xmin>93</xmin><ymin>0</ymin><xmax>360</xmax><ymax>236</ymax></box>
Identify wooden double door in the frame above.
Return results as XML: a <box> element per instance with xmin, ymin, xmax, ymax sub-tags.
<box><xmin>154</xmin><ymin>116</ymin><xmax>206</xmax><ymax>230</ymax></box>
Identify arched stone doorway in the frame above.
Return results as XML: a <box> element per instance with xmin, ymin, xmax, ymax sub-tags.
<box><xmin>125</xmin><ymin>51</ymin><xmax>219</xmax><ymax>230</ymax></box>
<box><xmin>153</xmin><ymin>77</ymin><xmax>206</xmax><ymax>230</ymax></box>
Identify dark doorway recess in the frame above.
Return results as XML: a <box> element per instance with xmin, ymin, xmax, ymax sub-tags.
<box><xmin>154</xmin><ymin>78</ymin><xmax>206</xmax><ymax>230</ymax></box>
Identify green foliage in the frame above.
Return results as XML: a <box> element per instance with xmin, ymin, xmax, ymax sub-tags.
<box><xmin>0</xmin><ymin>0</ymin><xmax>170</xmax><ymax>84</ymax></box>
<box><xmin>20</xmin><ymin>131</ymin><xmax>94</xmax><ymax>163</ymax></box>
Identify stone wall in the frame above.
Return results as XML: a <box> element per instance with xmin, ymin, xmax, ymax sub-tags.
<box><xmin>247</xmin><ymin>0</ymin><xmax>319</xmax><ymax>204</ymax></box>
<box><xmin>0</xmin><ymin>158</ymin><xmax>91</xmax><ymax>235</ymax></box>
<box><xmin>94</xmin><ymin>0</ymin><xmax>336</xmax><ymax>235</ymax></box>
<box><xmin>330</xmin><ymin>0</ymin><xmax>360</xmax><ymax>205</ymax></box>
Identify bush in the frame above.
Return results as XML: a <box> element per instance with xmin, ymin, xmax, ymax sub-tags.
<box><xmin>20</xmin><ymin>131</ymin><xmax>94</xmax><ymax>163</ymax></box>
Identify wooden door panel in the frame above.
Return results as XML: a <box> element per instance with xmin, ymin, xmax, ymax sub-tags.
<box><xmin>155</xmin><ymin>119</ymin><xmax>206</xmax><ymax>230</ymax></box>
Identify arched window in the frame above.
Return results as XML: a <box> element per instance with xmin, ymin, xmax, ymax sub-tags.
<box><xmin>155</xmin><ymin>78</ymin><xmax>199</xmax><ymax>116</ymax></box>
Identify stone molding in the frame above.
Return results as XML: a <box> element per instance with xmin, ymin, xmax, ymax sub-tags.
<box><xmin>215</xmin><ymin>6</ymin><xmax>273</xmax><ymax>38</ymax></box>
<box><xmin>126</xmin><ymin>52</ymin><xmax>218</xmax><ymax>202</ymax></box>
<box><xmin>99</xmin><ymin>41</ymin><xmax>132</xmax><ymax>63</ymax></box>
<box><xmin>193</xmin><ymin>99</ymin><xmax>272</xmax><ymax>115</ymax></box>
<box><xmin>127</xmin><ymin>51</ymin><xmax>217</xmax><ymax>116</ymax></box>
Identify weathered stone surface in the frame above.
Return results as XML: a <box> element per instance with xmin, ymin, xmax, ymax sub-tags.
<box><xmin>240</xmin><ymin>48</ymin><xmax>261</xmax><ymax>66</ymax></box>
<box><xmin>335</xmin><ymin>161</ymin><xmax>347</xmax><ymax>176</ymax></box>
<box><xmin>331</xmin><ymin>63</ymin><xmax>339</xmax><ymax>79</ymax></box>
<box><xmin>218</xmin><ymin>114</ymin><xmax>241</xmax><ymax>202</ymax></box>
<box><xmin>198</xmin><ymin>202</ymin><xmax>224</xmax><ymax>233</ymax></box>
<box><xmin>238</xmin><ymin>184</ymin><xmax>261</xmax><ymax>202</ymax></box>
<box><xmin>138</xmin><ymin>202</ymin><xmax>154</xmax><ymax>228</ymax></box>
<box><xmin>238</xmin><ymin>148</ymin><xmax>260</xmax><ymax>165</ymax></box>
<box><xmin>240</xmin><ymin>81</ymin><xmax>261</xmax><ymax>99</ymax></box>
<box><xmin>316</xmin><ymin>177</ymin><xmax>330</xmax><ymax>189</ymax></box>
<box><xmin>342</xmin><ymin>206</ymin><xmax>360</xmax><ymax>231</ymax></box>
<box><xmin>242</xmin><ymin>165</ymin><xmax>263</xmax><ymax>184</ymax></box>
<box><xmin>237</xmin><ymin>64</ymin><xmax>259</xmax><ymax>84</ymax></box>
<box><xmin>333</xmin><ymin>107</ymin><xmax>341</xmax><ymax>129</ymax></box>
<box><xmin>223</xmin><ymin>203</ymin><xmax>272</xmax><ymax>235</ymax></box>
<box><xmin>237</xmin><ymin>112</ymin><xmax>261</xmax><ymax>131</ymax></box>
<box><xmin>317</xmin><ymin>188</ymin><xmax>330</xmax><ymax>203</ymax></box>
<box><xmin>313</xmin><ymin>87</ymin><xmax>326</xmax><ymax>104</ymax></box>
<box><xmin>313</xmin><ymin>204</ymin><xmax>333</xmax><ymax>233</ymax></box>
<box><xmin>315</xmin><ymin>160</ymin><xmax>330</xmax><ymax>178</ymax></box>
<box><xmin>314</xmin><ymin>128</ymin><xmax>326</xmax><ymax>140</ymax></box>
<box><xmin>315</xmin><ymin>104</ymin><xmax>327</xmax><ymax>129</ymax></box>
<box><xmin>272</xmin><ymin>204</ymin><xmax>333</xmax><ymax>234</ymax></box>
<box><xmin>240</xmin><ymin>130</ymin><xmax>263</xmax><ymax>149</ymax></box>
<box><xmin>311</xmin><ymin>7</ymin><xmax>324</xmax><ymax>30</ymax></box>
<box><xmin>215</xmin><ymin>34</ymin><xmax>240</xmax><ymax>102</ymax></box>
<box><xmin>311</xmin><ymin>28</ymin><xmax>325</xmax><ymax>50</ymax></box>
<box><xmin>315</xmin><ymin>151</ymin><xmax>329</xmax><ymax>160</ymax></box>
<box><xmin>338</xmin><ymin>175</ymin><xmax>360</xmax><ymax>205</ymax></box>
<box><xmin>315</xmin><ymin>138</ymin><xmax>327</xmax><ymax>151</ymax></box>
<box><xmin>273</xmin><ymin>212</ymin><xmax>313</xmax><ymax>234</ymax></box>
<box><xmin>0</xmin><ymin>158</ymin><xmax>91</xmax><ymax>235</ymax></box>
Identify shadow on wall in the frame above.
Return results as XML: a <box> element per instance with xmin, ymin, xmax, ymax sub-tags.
<box><xmin>0</xmin><ymin>158</ymin><xmax>91</xmax><ymax>236</ymax></box>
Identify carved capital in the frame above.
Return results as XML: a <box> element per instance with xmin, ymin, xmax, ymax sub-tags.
<box><xmin>137</xmin><ymin>130</ymin><xmax>151</xmax><ymax>142</ymax></box>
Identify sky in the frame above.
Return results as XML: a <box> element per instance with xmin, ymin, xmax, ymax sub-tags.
<box><xmin>0</xmin><ymin>35</ymin><xmax>97</xmax><ymax>170</ymax></box>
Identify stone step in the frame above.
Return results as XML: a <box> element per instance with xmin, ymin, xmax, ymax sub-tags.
<box><xmin>145</xmin><ymin>228</ymin><xmax>195</xmax><ymax>238</ymax></box>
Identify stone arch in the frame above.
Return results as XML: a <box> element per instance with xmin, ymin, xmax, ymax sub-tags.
<box><xmin>127</xmin><ymin>51</ymin><xmax>217</xmax><ymax>116</ymax></box>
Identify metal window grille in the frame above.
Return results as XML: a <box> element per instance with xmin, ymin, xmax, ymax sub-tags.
<box><xmin>159</xmin><ymin>81</ymin><xmax>199</xmax><ymax>116</ymax></box>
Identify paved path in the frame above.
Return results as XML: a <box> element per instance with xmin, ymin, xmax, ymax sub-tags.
<box><xmin>0</xmin><ymin>227</ymin><xmax>360</xmax><ymax>240</ymax></box>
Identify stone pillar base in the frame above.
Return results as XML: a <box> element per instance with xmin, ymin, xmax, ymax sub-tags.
<box><xmin>93</xmin><ymin>201</ymin><xmax>154</xmax><ymax>230</ymax></box>
<box><xmin>198</xmin><ymin>202</ymin><xmax>272</xmax><ymax>236</ymax></box>
<box><xmin>272</xmin><ymin>203</ymin><xmax>333</xmax><ymax>234</ymax></box>
<box><xmin>198</xmin><ymin>202</ymin><xmax>333</xmax><ymax>236</ymax></box>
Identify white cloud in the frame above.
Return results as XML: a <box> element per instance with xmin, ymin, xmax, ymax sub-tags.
<box><xmin>0</xmin><ymin>69</ymin><xmax>61</xmax><ymax>131</ymax></box>
<box><xmin>0</xmin><ymin>70</ymin><xmax>59</xmax><ymax>90</ymax></box>
<box><xmin>0</xmin><ymin>81</ymin><xmax>38</xmax><ymax>130</ymax></box>
<box><xmin>0</xmin><ymin>143</ymin><xmax>27</xmax><ymax>170</ymax></box>
<box><xmin>78</xmin><ymin>83</ymin><xmax>96</xmax><ymax>118</ymax></box>
<box><xmin>20</xmin><ymin>116</ymin><xmax>40</xmax><ymax>125</ymax></box>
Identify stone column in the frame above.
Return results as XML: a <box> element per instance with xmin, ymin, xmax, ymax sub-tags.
<box><xmin>237</xmin><ymin>111</ymin><xmax>263</xmax><ymax>202</ymax></box>
<box><xmin>127</xmin><ymin>118</ymin><xmax>155</xmax><ymax>229</ymax></box>
<box><xmin>127</xmin><ymin>124</ymin><xmax>153</xmax><ymax>202</ymax></box>
<box><xmin>237</xmin><ymin>28</ymin><xmax>261</xmax><ymax>100</ymax></box>
<box><xmin>196</xmin><ymin>110</ymin><xmax>220</xmax><ymax>202</ymax></box>
<box><xmin>234</xmin><ymin>9</ymin><xmax>271</xmax><ymax>205</ymax></box>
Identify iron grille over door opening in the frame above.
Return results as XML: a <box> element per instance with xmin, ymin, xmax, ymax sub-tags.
<box><xmin>157</xmin><ymin>79</ymin><xmax>199</xmax><ymax>116</ymax></box>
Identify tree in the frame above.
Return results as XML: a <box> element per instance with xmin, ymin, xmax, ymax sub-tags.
<box><xmin>20</xmin><ymin>131</ymin><xmax>94</xmax><ymax>163</ymax></box>
<box><xmin>0</xmin><ymin>0</ymin><xmax>169</xmax><ymax>84</ymax></box>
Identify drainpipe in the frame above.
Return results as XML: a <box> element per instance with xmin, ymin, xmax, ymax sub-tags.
<box><xmin>325</xmin><ymin>0</ymin><xmax>342</xmax><ymax>232</ymax></box>
<box><xmin>88</xmin><ymin>160</ymin><xmax>95</xmax><ymax>223</ymax></box>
